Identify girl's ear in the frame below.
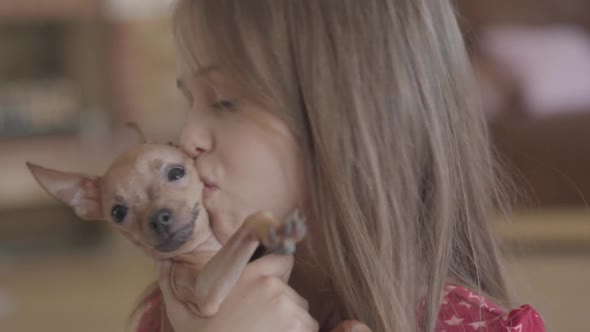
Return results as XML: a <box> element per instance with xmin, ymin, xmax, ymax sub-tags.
<box><xmin>26</xmin><ymin>162</ymin><xmax>104</xmax><ymax>221</ymax></box>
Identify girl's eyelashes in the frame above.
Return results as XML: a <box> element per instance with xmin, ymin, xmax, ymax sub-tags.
<box><xmin>178</xmin><ymin>81</ymin><xmax>237</xmax><ymax>111</ymax></box>
<box><xmin>211</xmin><ymin>98</ymin><xmax>237</xmax><ymax>111</ymax></box>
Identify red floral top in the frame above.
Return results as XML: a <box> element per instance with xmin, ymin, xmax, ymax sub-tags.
<box><xmin>137</xmin><ymin>284</ymin><xmax>545</xmax><ymax>332</ymax></box>
<box><xmin>436</xmin><ymin>284</ymin><xmax>545</xmax><ymax>331</ymax></box>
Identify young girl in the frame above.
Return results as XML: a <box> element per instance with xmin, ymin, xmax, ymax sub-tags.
<box><xmin>137</xmin><ymin>0</ymin><xmax>546</xmax><ymax>331</ymax></box>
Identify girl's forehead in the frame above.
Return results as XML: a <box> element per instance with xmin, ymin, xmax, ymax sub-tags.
<box><xmin>174</xmin><ymin>37</ymin><xmax>218</xmax><ymax>76</ymax></box>
<box><xmin>178</xmin><ymin>66</ymin><xmax>246</xmax><ymax>99</ymax></box>
<box><xmin>176</xmin><ymin>65</ymin><xmax>219</xmax><ymax>86</ymax></box>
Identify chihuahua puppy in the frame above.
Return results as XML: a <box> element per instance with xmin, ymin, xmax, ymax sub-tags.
<box><xmin>26</xmin><ymin>124</ymin><xmax>306</xmax><ymax>319</ymax></box>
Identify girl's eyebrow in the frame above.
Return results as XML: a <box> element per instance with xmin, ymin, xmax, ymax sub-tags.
<box><xmin>194</xmin><ymin>65</ymin><xmax>218</xmax><ymax>77</ymax></box>
<box><xmin>176</xmin><ymin>65</ymin><xmax>219</xmax><ymax>90</ymax></box>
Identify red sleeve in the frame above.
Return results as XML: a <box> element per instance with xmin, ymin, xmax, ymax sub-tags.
<box><xmin>491</xmin><ymin>304</ymin><xmax>546</xmax><ymax>332</ymax></box>
<box><xmin>136</xmin><ymin>290</ymin><xmax>163</xmax><ymax>332</ymax></box>
<box><xmin>437</xmin><ymin>285</ymin><xmax>546</xmax><ymax>332</ymax></box>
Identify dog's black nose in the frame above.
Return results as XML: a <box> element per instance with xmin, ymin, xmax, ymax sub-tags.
<box><xmin>149</xmin><ymin>208</ymin><xmax>173</xmax><ymax>233</ymax></box>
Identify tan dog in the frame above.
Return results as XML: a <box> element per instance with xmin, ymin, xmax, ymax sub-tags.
<box><xmin>26</xmin><ymin>124</ymin><xmax>306</xmax><ymax>319</ymax></box>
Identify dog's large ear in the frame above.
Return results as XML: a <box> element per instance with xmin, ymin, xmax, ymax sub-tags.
<box><xmin>26</xmin><ymin>162</ymin><xmax>103</xmax><ymax>221</ymax></box>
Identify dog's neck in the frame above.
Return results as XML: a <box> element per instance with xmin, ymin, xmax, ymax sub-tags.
<box><xmin>165</xmin><ymin>231</ymin><xmax>222</xmax><ymax>266</ymax></box>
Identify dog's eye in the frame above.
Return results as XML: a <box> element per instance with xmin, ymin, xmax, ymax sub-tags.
<box><xmin>167</xmin><ymin>166</ymin><xmax>185</xmax><ymax>181</ymax></box>
<box><xmin>111</xmin><ymin>205</ymin><xmax>128</xmax><ymax>223</ymax></box>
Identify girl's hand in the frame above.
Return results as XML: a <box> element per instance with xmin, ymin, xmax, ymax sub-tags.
<box><xmin>331</xmin><ymin>320</ymin><xmax>372</xmax><ymax>332</ymax></box>
<box><xmin>157</xmin><ymin>254</ymin><xmax>319</xmax><ymax>332</ymax></box>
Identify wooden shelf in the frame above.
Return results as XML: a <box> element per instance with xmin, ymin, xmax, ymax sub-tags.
<box><xmin>0</xmin><ymin>0</ymin><xmax>103</xmax><ymax>19</ymax></box>
<box><xmin>457</xmin><ymin>0</ymin><xmax>590</xmax><ymax>28</ymax></box>
<box><xmin>497</xmin><ymin>209</ymin><xmax>590</xmax><ymax>250</ymax></box>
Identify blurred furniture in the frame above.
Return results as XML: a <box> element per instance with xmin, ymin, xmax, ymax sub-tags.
<box><xmin>457</xmin><ymin>0</ymin><xmax>590</xmax><ymax>210</ymax></box>
<box><xmin>492</xmin><ymin>112</ymin><xmax>590</xmax><ymax>209</ymax></box>
<box><xmin>457</xmin><ymin>0</ymin><xmax>590</xmax><ymax>29</ymax></box>
<box><xmin>0</xmin><ymin>0</ymin><xmax>112</xmax><ymax>252</ymax></box>
<box><xmin>0</xmin><ymin>0</ymin><xmax>179</xmax><ymax>254</ymax></box>
<box><xmin>0</xmin><ymin>0</ymin><xmax>108</xmax><ymax>138</ymax></box>
<box><xmin>0</xmin><ymin>0</ymin><xmax>102</xmax><ymax>18</ymax></box>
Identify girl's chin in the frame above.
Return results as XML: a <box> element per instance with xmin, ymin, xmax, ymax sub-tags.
<box><xmin>209</xmin><ymin>213</ymin><xmax>241</xmax><ymax>245</ymax></box>
<box><xmin>208</xmin><ymin>206</ymin><xmax>271</xmax><ymax>244</ymax></box>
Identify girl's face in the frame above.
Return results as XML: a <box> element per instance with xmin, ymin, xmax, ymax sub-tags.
<box><xmin>178</xmin><ymin>67</ymin><xmax>305</xmax><ymax>244</ymax></box>
<box><xmin>177</xmin><ymin>65</ymin><xmax>335</xmax><ymax>325</ymax></box>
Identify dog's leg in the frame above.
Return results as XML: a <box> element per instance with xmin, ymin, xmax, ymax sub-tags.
<box><xmin>182</xmin><ymin>210</ymin><xmax>306</xmax><ymax>317</ymax></box>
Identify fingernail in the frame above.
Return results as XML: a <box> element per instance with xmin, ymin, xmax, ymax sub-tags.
<box><xmin>352</xmin><ymin>325</ymin><xmax>371</xmax><ymax>332</ymax></box>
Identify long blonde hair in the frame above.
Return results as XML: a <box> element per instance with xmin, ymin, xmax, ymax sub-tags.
<box><xmin>171</xmin><ymin>1</ymin><xmax>511</xmax><ymax>331</ymax></box>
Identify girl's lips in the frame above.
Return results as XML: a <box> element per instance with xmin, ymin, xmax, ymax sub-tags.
<box><xmin>199</xmin><ymin>172</ymin><xmax>218</xmax><ymax>201</ymax></box>
<box><xmin>203</xmin><ymin>184</ymin><xmax>218</xmax><ymax>200</ymax></box>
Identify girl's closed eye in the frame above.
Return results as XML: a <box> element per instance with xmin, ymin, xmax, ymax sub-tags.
<box><xmin>211</xmin><ymin>98</ymin><xmax>238</xmax><ymax>111</ymax></box>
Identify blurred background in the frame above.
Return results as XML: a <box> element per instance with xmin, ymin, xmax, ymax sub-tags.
<box><xmin>0</xmin><ymin>0</ymin><xmax>589</xmax><ymax>331</ymax></box>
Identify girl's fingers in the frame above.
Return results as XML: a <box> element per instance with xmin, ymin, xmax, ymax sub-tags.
<box><xmin>245</xmin><ymin>254</ymin><xmax>308</xmax><ymax>310</ymax></box>
<box><xmin>295</xmin><ymin>306</ymin><xmax>320</xmax><ymax>332</ymax></box>
<box><xmin>330</xmin><ymin>320</ymin><xmax>372</xmax><ymax>332</ymax></box>
<box><xmin>277</xmin><ymin>280</ymin><xmax>310</xmax><ymax>311</ymax></box>
<box><xmin>156</xmin><ymin>254</ymin><xmax>314</xmax><ymax>332</ymax></box>
<box><xmin>243</xmin><ymin>254</ymin><xmax>295</xmax><ymax>282</ymax></box>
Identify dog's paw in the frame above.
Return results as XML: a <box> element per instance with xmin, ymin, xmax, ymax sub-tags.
<box><xmin>263</xmin><ymin>209</ymin><xmax>306</xmax><ymax>255</ymax></box>
<box><xmin>260</xmin><ymin>225</ymin><xmax>281</xmax><ymax>250</ymax></box>
<box><xmin>279</xmin><ymin>209</ymin><xmax>307</xmax><ymax>242</ymax></box>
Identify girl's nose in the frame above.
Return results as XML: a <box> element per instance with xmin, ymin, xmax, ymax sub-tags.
<box><xmin>180</xmin><ymin>118</ymin><xmax>213</xmax><ymax>159</ymax></box>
